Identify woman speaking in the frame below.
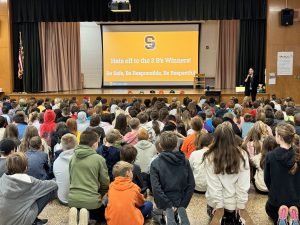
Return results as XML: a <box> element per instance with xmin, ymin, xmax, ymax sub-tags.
<box><xmin>244</xmin><ymin>67</ymin><xmax>258</xmax><ymax>101</ymax></box>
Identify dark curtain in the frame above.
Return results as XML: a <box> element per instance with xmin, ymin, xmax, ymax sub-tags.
<box><xmin>12</xmin><ymin>23</ymin><xmax>43</xmax><ymax>92</ymax></box>
<box><xmin>236</xmin><ymin>20</ymin><xmax>266</xmax><ymax>86</ymax></box>
<box><xmin>11</xmin><ymin>0</ymin><xmax>266</xmax><ymax>22</ymax></box>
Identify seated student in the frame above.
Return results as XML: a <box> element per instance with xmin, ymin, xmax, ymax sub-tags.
<box><xmin>40</xmin><ymin>109</ymin><xmax>56</xmax><ymax>146</ymax></box>
<box><xmin>1</xmin><ymin>106</ymin><xmax>11</xmax><ymax>124</ymax></box>
<box><xmin>19</xmin><ymin>126</ymin><xmax>50</xmax><ymax>157</ymax></box>
<box><xmin>120</xmin><ymin>144</ymin><xmax>146</xmax><ymax>193</ymax></box>
<box><xmin>181</xmin><ymin>116</ymin><xmax>204</xmax><ymax>159</ymax></box>
<box><xmin>13</xmin><ymin>112</ymin><xmax>28</xmax><ymax>139</ymax></box>
<box><xmin>264</xmin><ymin>123</ymin><xmax>300</xmax><ymax>225</ymax></box>
<box><xmin>223</xmin><ymin>112</ymin><xmax>242</xmax><ymax>137</ymax></box>
<box><xmin>150</xmin><ymin>131</ymin><xmax>195</xmax><ymax>224</ymax></box>
<box><xmin>204</xmin><ymin>123</ymin><xmax>250</xmax><ymax>222</ymax></box>
<box><xmin>0</xmin><ymin>116</ymin><xmax>7</xmax><ymax>141</ymax></box>
<box><xmin>100</xmin><ymin>113</ymin><xmax>114</xmax><ymax>135</ymax></box>
<box><xmin>26</xmin><ymin>136</ymin><xmax>50</xmax><ymax>180</ymax></box>
<box><xmin>243</xmin><ymin>121</ymin><xmax>269</xmax><ymax>158</ymax></box>
<box><xmin>0</xmin><ymin>152</ymin><xmax>57</xmax><ymax>225</ymax></box>
<box><xmin>134</xmin><ymin>128</ymin><xmax>157</xmax><ymax>174</ymax></box>
<box><xmin>3</xmin><ymin>123</ymin><xmax>21</xmax><ymax>147</ymax></box>
<box><xmin>86</xmin><ymin>114</ymin><xmax>105</xmax><ymax>144</ymax></box>
<box><xmin>105</xmin><ymin>161</ymin><xmax>153</xmax><ymax>225</ymax></box>
<box><xmin>285</xmin><ymin>107</ymin><xmax>295</xmax><ymax>123</ymax></box>
<box><xmin>0</xmin><ymin>139</ymin><xmax>16</xmax><ymax>177</ymax></box>
<box><xmin>189</xmin><ymin>133</ymin><xmax>214</xmax><ymax>193</ymax></box>
<box><xmin>97</xmin><ymin>129</ymin><xmax>121</xmax><ymax>181</ymax></box>
<box><xmin>56</xmin><ymin>107</ymin><xmax>71</xmax><ymax>123</ymax></box>
<box><xmin>162</xmin><ymin>120</ymin><xmax>185</xmax><ymax>150</ymax></box>
<box><xmin>68</xmin><ymin>130</ymin><xmax>110</xmax><ymax>224</ymax></box>
<box><xmin>241</xmin><ymin>113</ymin><xmax>254</xmax><ymax>139</ymax></box>
<box><xmin>53</xmin><ymin>134</ymin><xmax>77</xmax><ymax>205</ymax></box>
<box><xmin>251</xmin><ymin>136</ymin><xmax>278</xmax><ymax>194</ymax></box>
<box><xmin>76</xmin><ymin>111</ymin><xmax>90</xmax><ymax>133</ymax></box>
<box><xmin>123</xmin><ymin>118</ymin><xmax>140</xmax><ymax>145</ymax></box>
<box><xmin>216</xmin><ymin>102</ymin><xmax>228</xmax><ymax>118</ymax></box>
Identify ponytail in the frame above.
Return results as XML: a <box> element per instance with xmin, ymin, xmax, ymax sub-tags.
<box><xmin>289</xmin><ymin>134</ymin><xmax>300</xmax><ymax>175</ymax></box>
<box><xmin>194</xmin><ymin>130</ymin><xmax>204</xmax><ymax>150</ymax></box>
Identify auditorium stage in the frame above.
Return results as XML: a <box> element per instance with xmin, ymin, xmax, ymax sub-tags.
<box><xmin>9</xmin><ymin>88</ymin><xmax>269</xmax><ymax>103</ymax></box>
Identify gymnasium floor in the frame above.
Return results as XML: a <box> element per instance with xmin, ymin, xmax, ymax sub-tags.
<box><xmin>40</xmin><ymin>186</ymin><xmax>273</xmax><ymax>225</ymax></box>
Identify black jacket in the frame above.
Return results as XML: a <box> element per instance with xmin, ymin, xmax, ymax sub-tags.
<box><xmin>244</xmin><ymin>75</ymin><xmax>258</xmax><ymax>96</ymax></box>
<box><xmin>264</xmin><ymin>147</ymin><xmax>300</xmax><ymax>207</ymax></box>
<box><xmin>150</xmin><ymin>151</ymin><xmax>195</xmax><ymax>209</ymax></box>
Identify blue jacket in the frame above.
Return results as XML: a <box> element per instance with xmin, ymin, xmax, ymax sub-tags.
<box><xmin>16</xmin><ymin>123</ymin><xmax>28</xmax><ymax>139</ymax></box>
<box><xmin>26</xmin><ymin>150</ymin><xmax>49</xmax><ymax>180</ymax></box>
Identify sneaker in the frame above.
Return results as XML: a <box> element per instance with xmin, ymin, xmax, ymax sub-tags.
<box><xmin>278</xmin><ymin>205</ymin><xmax>289</xmax><ymax>225</ymax></box>
<box><xmin>79</xmin><ymin>208</ymin><xmax>89</xmax><ymax>225</ymax></box>
<box><xmin>289</xmin><ymin>206</ymin><xmax>299</xmax><ymax>225</ymax></box>
<box><xmin>32</xmin><ymin>218</ymin><xmax>48</xmax><ymax>225</ymax></box>
<box><xmin>69</xmin><ymin>207</ymin><xmax>78</xmax><ymax>225</ymax></box>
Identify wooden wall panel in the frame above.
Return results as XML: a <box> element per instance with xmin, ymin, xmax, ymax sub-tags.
<box><xmin>266</xmin><ymin>0</ymin><xmax>300</xmax><ymax>104</ymax></box>
<box><xmin>0</xmin><ymin>1</ymin><xmax>13</xmax><ymax>95</ymax></box>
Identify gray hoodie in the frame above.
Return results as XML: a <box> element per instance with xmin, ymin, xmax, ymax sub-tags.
<box><xmin>0</xmin><ymin>173</ymin><xmax>57</xmax><ymax>225</ymax></box>
<box><xmin>53</xmin><ymin>149</ymin><xmax>74</xmax><ymax>204</ymax></box>
<box><xmin>134</xmin><ymin>140</ymin><xmax>157</xmax><ymax>173</ymax></box>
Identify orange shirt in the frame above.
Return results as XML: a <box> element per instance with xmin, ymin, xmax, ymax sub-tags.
<box><xmin>181</xmin><ymin>133</ymin><xmax>197</xmax><ymax>159</ymax></box>
<box><xmin>105</xmin><ymin>177</ymin><xmax>144</xmax><ymax>225</ymax></box>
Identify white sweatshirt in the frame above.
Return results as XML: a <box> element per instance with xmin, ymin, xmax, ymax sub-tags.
<box><xmin>189</xmin><ymin>147</ymin><xmax>209</xmax><ymax>192</ymax></box>
<box><xmin>205</xmin><ymin>150</ymin><xmax>250</xmax><ymax>210</ymax></box>
<box><xmin>251</xmin><ymin>153</ymin><xmax>268</xmax><ymax>192</ymax></box>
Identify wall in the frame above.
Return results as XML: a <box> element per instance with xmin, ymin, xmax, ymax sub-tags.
<box><xmin>80</xmin><ymin>22</ymin><xmax>220</xmax><ymax>88</ymax></box>
<box><xmin>266</xmin><ymin>0</ymin><xmax>300</xmax><ymax>104</ymax></box>
<box><xmin>199</xmin><ymin>21</ymin><xmax>219</xmax><ymax>78</ymax></box>
<box><xmin>80</xmin><ymin>22</ymin><xmax>103</xmax><ymax>88</ymax></box>
<box><xmin>0</xmin><ymin>1</ymin><xmax>13</xmax><ymax>94</ymax></box>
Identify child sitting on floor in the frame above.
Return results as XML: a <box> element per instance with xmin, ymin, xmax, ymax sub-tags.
<box><xmin>189</xmin><ymin>133</ymin><xmax>214</xmax><ymax>193</ymax></box>
<box><xmin>97</xmin><ymin>129</ymin><xmax>121</xmax><ymax>181</ymax></box>
<box><xmin>251</xmin><ymin>136</ymin><xmax>278</xmax><ymax>194</ymax></box>
<box><xmin>150</xmin><ymin>131</ymin><xmax>195</xmax><ymax>224</ymax></box>
<box><xmin>105</xmin><ymin>161</ymin><xmax>153</xmax><ymax>225</ymax></box>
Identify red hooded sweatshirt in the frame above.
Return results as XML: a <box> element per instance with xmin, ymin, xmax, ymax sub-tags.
<box><xmin>40</xmin><ymin>110</ymin><xmax>56</xmax><ymax>142</ymax></box>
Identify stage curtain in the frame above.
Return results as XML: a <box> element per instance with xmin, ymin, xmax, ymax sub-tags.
<box><xmin>236</xmin><ymin>20</ymin><xmax>266</xmax><ymax>86</ymax></box>
<box><xmin>12</xmin><ymin>23</ymin><xmax>43</xmax><ymax>93</ymax></box>
<box><xmin>39</xmin><ymin>22</ymin><xmax>82</xmax><ymax>92</ymax></box>
<box><xmin>11</xmin><ymin>0</ymin><xmax>266</xmax><ymax>22</ymax></box>
<box><xmin>215</xmin><ymin>20</ymin><xmax>240</xmax><ymax>90</ymax></box>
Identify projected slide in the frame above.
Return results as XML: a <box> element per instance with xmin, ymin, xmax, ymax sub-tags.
<box><xmin>102</xmin><ymin>25</ymin><xmax>199</xmax><ymax>86</ymax></box>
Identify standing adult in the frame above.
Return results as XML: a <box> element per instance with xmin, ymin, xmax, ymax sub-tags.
<box><xmin>244</xmin><ymin>67</ymin><xmax>258</xmax><ymax>102</ymax></box>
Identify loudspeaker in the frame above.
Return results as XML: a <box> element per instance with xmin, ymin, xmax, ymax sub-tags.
<box><xmin>281</xmin><ymin>8</ymin><xmax>294</xmax><ymax>26</ymax></box>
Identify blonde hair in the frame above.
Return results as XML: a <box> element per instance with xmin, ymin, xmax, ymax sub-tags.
<box><xmin>19</xmin><ymin>126</ymin><xmax>39</xmax><ymax>152</ymax></box>
<box><xmin>61</xmin><ymin>133</ymin><xmax>78</xmax><ymax>150</ymax></box>
<box><xmin>243</xmin><ymin>121</ymin><xmax>269</xmax><ymax>155</ymax></box>
<box><xmin>28</xmin><ymin>112</ymin><xmax>39</xmax><ymax>125</ymax></box>
<box><xmin>112</xmin><ymin>161</ymin><xmax>133</xmax><ymax>178</ymax></box>
<box><xmin>181</xmin><ymin>110</ymin><xmax>191</xmax><ymax>131</ymax></box>
<box><xmin>137</xmin><ymin>128</ymin><xmax>149</xmax><ymax>141</ymax></box>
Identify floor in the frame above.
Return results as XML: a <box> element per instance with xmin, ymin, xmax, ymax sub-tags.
<box><xmin>40</xmin><ymin>187</ymin><xmax>273</xmax><ymax>225</ymax></box>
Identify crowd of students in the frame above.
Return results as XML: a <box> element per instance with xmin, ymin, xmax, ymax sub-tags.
<box><xmin>0</xmin><ymin>94</ymin><xmax>299</xmax><ymax>225</ymax></box>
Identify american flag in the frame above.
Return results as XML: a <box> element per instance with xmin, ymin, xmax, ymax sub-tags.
<box><xmin>18</xmin><ymin>32</ymin><xmax>24</xmax><ymax>79</ymax></box>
